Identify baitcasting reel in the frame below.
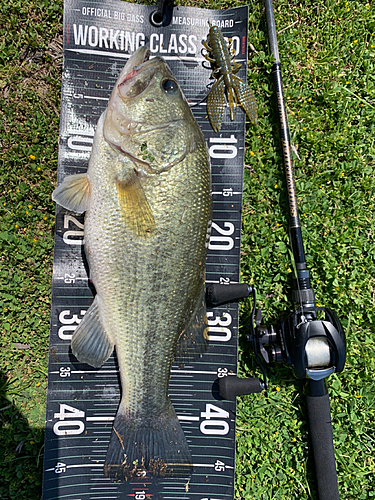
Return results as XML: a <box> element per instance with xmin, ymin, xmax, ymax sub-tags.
<box><xmin>206</xmin><ymin>279</ymin><xmax>346</xmax><ymax>399</ymax></box>
<box><xmin>253</xmin><ymin>301</ymin><xmax>346</xmax><ymax>383</ymax></box>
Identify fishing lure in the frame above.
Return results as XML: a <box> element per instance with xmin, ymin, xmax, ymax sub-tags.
<box><xmin>202</xmin><ymin>25</ymin><xmax>257</xmax><ymax>132</ymax></box>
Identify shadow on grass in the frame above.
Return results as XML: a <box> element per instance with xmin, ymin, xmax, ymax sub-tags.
<box><xmin>0</xmin><ymin>371</ymin><xmax>43</xmax><ymax>500</ymax></box>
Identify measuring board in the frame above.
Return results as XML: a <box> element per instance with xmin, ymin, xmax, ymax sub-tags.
<box><xmin>43</xmin><ymin>1</ymin><xmax>249</xmax><ymax>499</ymax></box>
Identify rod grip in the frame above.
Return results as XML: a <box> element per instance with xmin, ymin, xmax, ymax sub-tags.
<box><xmin>305</xmin><ymin>393</ymin><xmax>340</xmax><ymax>500</ymax></box>
<box><xmin>219</xmin><ymin>376</ymin><xmax>263</xmax><ymax>399</ymax></box>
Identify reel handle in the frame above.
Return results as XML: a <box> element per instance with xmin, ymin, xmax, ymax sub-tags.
<box><xmin>218</xmin><ymin>375</ymin><xmax>264</xmax><ymax>399</ymax></box>
<box><xmin>306</xmin><ymin>381</ymin><xmax>339</xmax><ymax>500</ymax></box>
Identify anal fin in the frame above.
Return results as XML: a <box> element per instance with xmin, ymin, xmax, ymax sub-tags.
<box><xmin>71</xmin><ymin>295</ymin><xmax>114</xmax><ymax>368</ymax></box>
<box><xmin>52</xmin><ymin>173</ymin><xmax>90</xmax><ymax>213</ymax></box>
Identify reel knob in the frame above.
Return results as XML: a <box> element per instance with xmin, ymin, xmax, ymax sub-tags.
<box><xmin>206</xmin><ymin>283</ymin><xmax>252</xmax><ymax>306</ymax></box>
<box><xmin>218</xmin><ymin>375</ymin><xmax>264</xmax><ymax>399</ymax></box>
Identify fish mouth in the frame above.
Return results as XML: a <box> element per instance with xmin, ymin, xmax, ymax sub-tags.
<box><xmin>118</xmin><ymin>48</ymin><xmax>163</xmax><ymax>101</ymax></box>
<box><xmin>120</xmin><ymin>46</ymin><xmax>151</xmax><ymax>83</ymax></box>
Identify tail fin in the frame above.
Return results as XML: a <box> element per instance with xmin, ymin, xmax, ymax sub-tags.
<box><xmin>103</xmin><ymin>400</ymin><xmax>192</xmax><ymax>480</ymax></box>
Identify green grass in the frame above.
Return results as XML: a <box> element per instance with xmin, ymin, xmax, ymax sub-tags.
<box><xmin>0</xmin><ymin>0</ymin><xmax>374</xmax><ymax>499</ymax></box>
<box><xmin>0</xmin><ymin>0</ymin><xmax>62</xmax><ymax>496</ymax></box>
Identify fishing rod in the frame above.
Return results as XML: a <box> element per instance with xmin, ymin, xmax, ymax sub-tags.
<box><xmin>207</xmin><ymin>1</ymin><xmax>346</xmax><ymax>499</ymax></box>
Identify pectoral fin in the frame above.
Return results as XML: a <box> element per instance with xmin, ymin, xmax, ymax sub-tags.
<box><xmin>71</xmin><ymin>295</ymin><xmax>114</xmax><ymax>368</ymax></box>
<box><xmin>52</xmin><ymin>173</ymin><xmax>90</xmax><ymax>213</ymax></box>
<box><xmin>232</xmin><ymin>74</ymin><xmax>258</xmax><ymax>124</ymax></box>
<box><xmin>207</xmin><ymin>77</ymin><xmax>226</xmax><ymax>133</ymax></box>
<box><xmin>175</xmin><ymin>287</ymin><xmax>209</xmax><ymax>362</ymax></box>
<box><xmin>116</xmin><ymin>171</ymin><xmax>155</xmax><ymax>236</ymax></box>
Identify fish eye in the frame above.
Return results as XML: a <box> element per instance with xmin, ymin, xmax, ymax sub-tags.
<box><xmin>161</xmin><ymin>79</ymin><xmax>178</xmax><ymax>94</ymax></box>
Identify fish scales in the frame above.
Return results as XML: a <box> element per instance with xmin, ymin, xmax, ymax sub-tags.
<box><xmin>52</xmin><ymin>46</ymin><xmax>212</xmax><ymax>480</ymax></box>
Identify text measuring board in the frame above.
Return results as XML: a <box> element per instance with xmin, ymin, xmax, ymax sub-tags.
<box><xmin>43</xmin><ymin>1</ymin><xmax>249</xmax><ymax>499</ymax></box>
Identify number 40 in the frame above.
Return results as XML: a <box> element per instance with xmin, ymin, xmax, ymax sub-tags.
<box><xmin>200</xmin><ymin>404</ymin><xmax>229</xmax><ymax>436</ymax></box>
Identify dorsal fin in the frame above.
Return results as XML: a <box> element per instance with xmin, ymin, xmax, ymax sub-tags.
<box><xmin>71</xmin><ymin>295</ymin><xmax>114</xmax><ymax>368</ymax></box>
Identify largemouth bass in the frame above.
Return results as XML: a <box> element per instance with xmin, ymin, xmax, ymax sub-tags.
<box><xmin>52</xmin><ymin>46</ymin><xmax>212</xmax><ymax>480</ymax></box>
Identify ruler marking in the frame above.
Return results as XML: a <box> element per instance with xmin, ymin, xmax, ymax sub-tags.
<box><xmin>177</xmin><ymin>416</ymin><xmax>200</xmax><ymax>422</ymax></box>
<box><xmin>86</xmin><ymin>417</ymin><xmax>115</xmax><ymax>422</ymax></box>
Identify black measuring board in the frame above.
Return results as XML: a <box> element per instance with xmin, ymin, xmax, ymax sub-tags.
<box><xmin>43</xmin><ymin>1</ymin><xmax>249</xmax><ymax>499</ymax></box>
